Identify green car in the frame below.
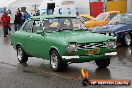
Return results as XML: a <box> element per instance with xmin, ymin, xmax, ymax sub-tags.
<box><xmin>11</xmin><ymin>15</ymin><xmax>117</xmax><ymax>72</ymax></box>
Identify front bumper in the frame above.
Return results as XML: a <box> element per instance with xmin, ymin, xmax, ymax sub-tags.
<box><xmin>105</xmin><ymin>52</ymin><xmax>117</xmax><ymax>56</ymax></box>
<box><xmin>62</xmin><ymin>52</ymin><xmax>117</xmax><ymax>63</ymax></box>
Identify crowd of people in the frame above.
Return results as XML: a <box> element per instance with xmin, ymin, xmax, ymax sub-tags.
<box><xmin>0</xmin><ymin>9</ymin><xmax>31</xmax><ymax>37</ymax></box>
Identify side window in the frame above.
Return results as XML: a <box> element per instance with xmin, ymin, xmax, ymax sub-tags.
<box><xmin>72</xmin><ymin>19</ymin><xmax>86</xmax><ymax>29</ymax></box>
<box><xmin>80</xmin><ymin>16</ymin><xmax>91</xmax><ymax>22</ymax></box>
<box><xmin>43</xmin><ymin>19</ymin><xmax>59</xmax><ymax>32</ymax></box>
<box><xmin>72</xmin><ymin>19</ymin><xmax>81</xmax><ymax>29</ymax></box>
<box><xmin>128</xmin><ymin>16</ymin><xmax>132</xmax><ymax>23</ymax></box>
<box><xmin>32</xmin><ymin>20</ymin><xmax>42</xmax><ymax>33</ymax></box>
<box><xmin>23</xmin><ymin>21</ymin><xmax>33</xmax><ymax>32</ymax></box>
<box><xmin>59</xmin><ymin>19</ymin><xmax>70</xmax><ymax>29</ymax></box>
<box><xmin>109</xmin><ymin>13</ymin><xmax>118</xmax><ymax>20</ymax></box>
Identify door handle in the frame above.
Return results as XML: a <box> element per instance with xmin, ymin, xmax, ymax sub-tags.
<box><xmin>28</xmin><ymin>35</ymin><xmax>32</xmax><ymax>38</ymax></box>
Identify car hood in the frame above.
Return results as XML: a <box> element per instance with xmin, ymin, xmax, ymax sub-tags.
<box><xmin>91</xmin><ymin>24</ymin><xmax>125</xmax><ymax>33</ymax></box>
<box><xmin>85</xmin><ymin>20</ymin><xmax>96</xmax><ymax>24</ymax></box>
<box><xmin>46</xmin><ymin>31</ymin><xmax>116</xmax><ymax>44</ymax></box>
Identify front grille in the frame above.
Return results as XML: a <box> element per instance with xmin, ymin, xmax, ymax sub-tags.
<box><xmin>78</xmin><ymin>43</ymin><xmax>106</xmax><ymax>49</ymax></box>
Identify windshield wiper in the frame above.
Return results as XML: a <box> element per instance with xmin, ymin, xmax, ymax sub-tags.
<box><xmin>74</xmin><ymin>29</ymin><xmax>88</xmax><ymax>31</ymax></box>
<box><xmin>57</xmin><ymin>29</ymin><xmax>73</xmax><ymax>32</ymax></box>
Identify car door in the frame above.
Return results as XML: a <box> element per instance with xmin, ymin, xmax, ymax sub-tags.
<box><xmin>20</xmin><ymin>20</ymin><xmax>34</xmax><ymax>55</ymax></box>
<box><xmin>27</xmin><ymin>20</ymin><xmax>46</xmax><ymax>58</ymax></box>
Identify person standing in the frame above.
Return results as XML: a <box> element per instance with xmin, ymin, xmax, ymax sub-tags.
<box><xmin>7</xmin><ymin>12</ymin><xmax>12</xmax><ymax>33</ymax></box>
<box><xmin>21</xmin><ymin>12</ymin><xmax>26</xmax><ymax>25</ymax></box>
<box><xmin>1</xmin><ymin>12</ymin><xmax>10</xmax><ymax>37</ymax></box>
<box><xmin>25</xmin><ymin>11</ymin><xmax>31</xmax><ymax>21</ymax></box>
<box><xmin>14</xmin><ymin>9</ymin><xmax>22</xmax><ymax>31</ymax></box>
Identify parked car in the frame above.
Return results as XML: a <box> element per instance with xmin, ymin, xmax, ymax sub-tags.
<box><xmin>11</xmin><ymin>15</ymin><xmax>117</xmax><ymax>72</ymax></box>
<box><xmin>80</xmin><ymin>14</ymin><xmax>95</xmax><ymax>22</ymax></box>
<box><xmin>91</xmin><ymin>13</ymin><xmax>132</xmax><ymax>47</ymax></box>
<box><xmin>84</xmin><ymin>11</ymin><xmax>120</xmax><ymax>28</ymax></box>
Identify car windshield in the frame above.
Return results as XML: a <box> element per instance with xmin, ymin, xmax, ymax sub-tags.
<box><xmin>95</xmin><ymin>13</ymin><xmax>107</xmax><ymax>21</ymax></box>
<box><xmin>109</xmin><ymin>14</ymin><xmax>132</xmax><ymax>24</ymax></box>
<box><xmin>43</xmin><ymin>17</ymin><xmax>87</xmax><ymax>32</ymax></box>
<box><xmin>80</xmin><ymin>16</ymin><xmax>91</xmax><ymax>22</ymax></box>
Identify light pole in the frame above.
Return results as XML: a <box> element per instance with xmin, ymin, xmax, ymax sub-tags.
<box><xmin>104</xmin><ymin>0</ymin><xmax>107</xmax><ymax>12</ymax></box>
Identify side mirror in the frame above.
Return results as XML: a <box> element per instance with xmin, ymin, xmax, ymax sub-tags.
<box><xmin>37</xmin><ymin>30</ymin><xmax>43</xmax><ymax>34</ymax></box>
<box><xmin>36</xmin><ymin>30</ymin><xmax>46</xmax><ymax>36</ymax></box>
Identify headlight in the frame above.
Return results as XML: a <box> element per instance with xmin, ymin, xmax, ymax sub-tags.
<box><xmin>104</xmin><ymin>41</ymin><xmax>116</xmax><ymax>49</ymax></box>
<box><xmin>67</xmin><ymin>43</ymin><xmax>77</xmax><ymax>52</ymax></box>
<box><xmin>110</xmin><ymin>33</ymin><xmax>115</xmax><ymax>36</ymax></box>
<box><xmin>106</xmin><ymin>33</ymin><xmax>109</xmax><ymax>36</ymax></box>
<box><xmin>105</xmin><ymin>33</ymin><xmax>116</xmax><ymax>37</ymax></box>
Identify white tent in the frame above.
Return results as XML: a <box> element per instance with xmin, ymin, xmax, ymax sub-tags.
<box><xmin>6</xmin><ymin>0</ymin><xmax>43</xmax><ymax>22</ymax></box>
<box><xmin>7</xmin><ymin>0</ymin><xmax>43</xmax><ymax>14</ymax></box>
<box><xmin>0</xmin><ymin>0</ymin><xmax>16</xmax><ymax>7</ymax></box>
<box><xmin>0</xmin><ymin>3</ymin><xmax>5</xmax><ymax>8</ymax></box>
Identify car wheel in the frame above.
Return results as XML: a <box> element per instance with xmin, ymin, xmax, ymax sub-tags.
<box><xmin>95</xmin><ymin>58</ymin><xmax>110</xmax><ymax>68</ymax></box>
<box><xmin>123</xmin><ymin>33</ymin><xmax>131</xmax><ymax>47</ymax></box>
<box><xmin>50</xmin><ymin>50</ymin><xmax>68</xmax><ymax>72</ymax></box>
<box><xmin>17</xmin><ymin>45</ymin><xmax>28</xmax><ymax>63</ymax></box>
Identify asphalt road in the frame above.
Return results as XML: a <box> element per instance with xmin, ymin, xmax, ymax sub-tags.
<box><xmin>0</xmin><ymin>24</ymin><xmax>132</xmax><ymax>88</ymax></box>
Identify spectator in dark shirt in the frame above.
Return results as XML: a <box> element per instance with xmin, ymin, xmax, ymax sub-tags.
<box><xmin>14</xmin><ymin>9</ymin><xmax>22</xmax><ymax>31</ymax></box>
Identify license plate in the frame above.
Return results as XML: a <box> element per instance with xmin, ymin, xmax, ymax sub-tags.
<box><xmin>86</xmin><ymin>49</ymin><xmax>100</xmax><ymax>55</ymax></box>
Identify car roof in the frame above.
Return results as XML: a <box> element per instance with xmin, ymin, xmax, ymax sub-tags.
<box><xmin>30</xmin><ymin>15</ymin><xmax>77</xmax><ymax>20</ymax></box>
<box><xmin>105</xmin><ymin>11</ymin><xmax>120</xmax><ymax>14</ymax></box>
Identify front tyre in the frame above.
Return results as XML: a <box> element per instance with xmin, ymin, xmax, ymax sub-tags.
<box><xmin>17</xmin><ymin>45</ymin><xmax>28</xmax><ymax>63</ymax></box>
<box><xmin>50</xmin><ymin>50</ymin><xmax>68</xmax><ymax>72</ymax></box>
<box><xmin>95</xmin><ymin>58</ymin><xmax>110</xmax><ymax>68</ymax></box>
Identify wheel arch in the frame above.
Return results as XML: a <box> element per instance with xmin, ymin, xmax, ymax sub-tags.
<box><xmin>16</xmin><ymin>43</ymin><xmax>23</xmax><ymax>49</ymax></box>
<box><xmin>123</xmin><ymin>32</ymin><xmax>131</xmax><ymax>38</ymax></box>
<box><xmin>49</xmin><ymin>47</ymin><xmax>59</xmax><ymax>55</ymax></box>
<box><xmin>122</xmin><ymin>32</ymin><xmax>132</xmax><ymax>46</ymax></box>
<box><xmin>116</xmin><ymin>31</ymin><xmax>130</xmax><ymax>40</ymax></box>
<box><xmin>48</xmin><ymin>44</ymin><xmax>67</xmax><ymax>60</ymax></box>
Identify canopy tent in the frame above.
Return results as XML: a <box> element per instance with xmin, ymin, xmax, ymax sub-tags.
<box><xmin>0</xmin><ymin>3</ymin><xmax>5</xmax><ymax>8</ymax></box>
<box><xmin>0</xmin><ymin>0</ymin><xmax>16</xmax><ymax>7</ymax></box>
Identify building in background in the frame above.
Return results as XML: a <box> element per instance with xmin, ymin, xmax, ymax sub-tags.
<box><xmin>39</xmin><ymin>0</ymin><xmax>116</xmax><ymax>17</ymax></box>
<box><xmin>39</xmin><ymin>0</ymin><xmax>90</xmax><ymax>15</ymax></box>
<box><xmin>127</xmin><ymin>0</ymin><xmax>132</xmax><ymax>13</ymax></box>
<box><xmin>75</xmin><ymin>0</ymin><xmax>90</xmax><ymax>14</ymax></box>
<box><xmin>106</xmin><ymin>0</ymin><xmax>127</xmax><ymax>13</ymax></box>
<box><xmin>0</xmin><ymin>0</ymin><xmax>131</xmax><ymax>22</ymax></box>
<box><xmin>39</xmin><ymin>0</ymin><xmax>76</xmax><ymax>15</ymax></box>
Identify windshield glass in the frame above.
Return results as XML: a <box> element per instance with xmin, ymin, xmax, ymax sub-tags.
<box><xmin>80</xmin><ymin>16</ymin><xmax>91</xmax><ymax>22</ymax></box>
<box><xmin>95</xmin><ymin>13</ymin><xmax>107</xmax><ymax>21</ymax></box>
<box><xmin>43</xmin><ymin>18</ymin><xmax>87</xmax><ymax>32</ymax></box>
<box><xmin>109</xmin><ymin>14</ymin><xmax>132</xmax><ymax>24</ymax></box>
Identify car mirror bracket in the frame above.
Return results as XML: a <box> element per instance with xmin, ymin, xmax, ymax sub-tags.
<box><xmin>36</xmin><ymin>30</ymin><xmax>45</xmax><ymax>36</ymax></box>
